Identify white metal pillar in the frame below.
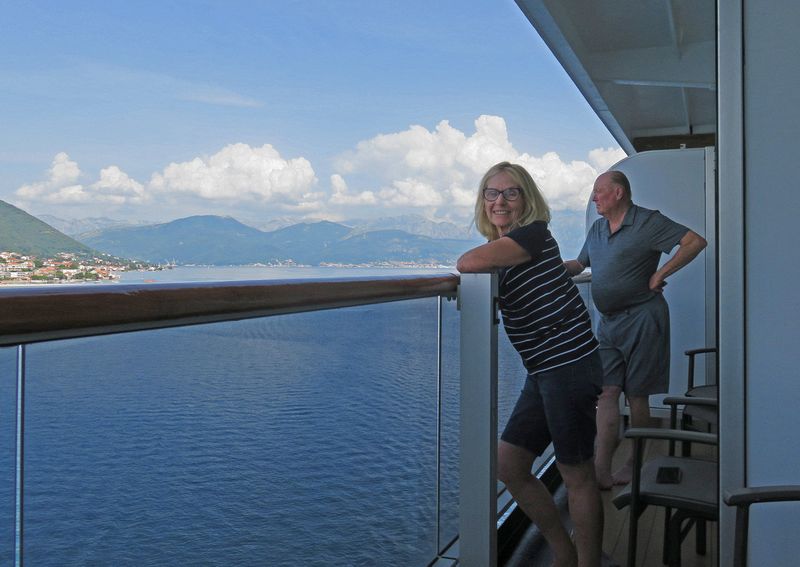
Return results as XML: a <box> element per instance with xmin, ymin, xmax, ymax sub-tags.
<box><xmin>717</xmin><ymin>2</ymin><xmax>746</xmax><ymax>564</ymax></box>
<box><xmin>458</xmin><ymin>273</ymin><xmax>498</xmax><ymax>567</ymax></box>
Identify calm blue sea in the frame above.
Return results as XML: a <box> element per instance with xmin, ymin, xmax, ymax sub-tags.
<box><xmin>1</xmin><ymin>267</ymin><xmax>529</xmax><ymax>566</ymax></box>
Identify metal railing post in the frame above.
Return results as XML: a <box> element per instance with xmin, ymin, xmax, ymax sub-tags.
<box><xmin>435</xmin><ymin>295</ymin><xmax>443</xmax><ymax>554</ymax></box>
<box><xmin>15</xmin><ymin>344</ymin><xmax>26</xmax><ymax>567</ymax></box>
<box><xmin>458</xmin><ymin>273</ymin><xmax>498</xmax><ymax>567</ymax></box>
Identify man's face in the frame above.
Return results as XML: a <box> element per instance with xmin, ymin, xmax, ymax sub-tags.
<box><xmin>591</xmin><ymin>175</ymin><xmax>621</xmax><ymax>217</ymax></box>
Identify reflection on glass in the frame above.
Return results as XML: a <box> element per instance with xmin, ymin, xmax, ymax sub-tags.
<box><xmin>436</xmin><ymin>298</ymin><xmax>542</xmax><ymax>554</ymax></box>
<box><xmin>8</xmin><ymin>292</ymin><xmax>547</xmax><ymax>566</ymax></box>
<box><xmin>20</xmin><ymin>300</ymin><xmax>444</xmax><ymax>566</ymax></box>
<box><xmin>0</xmin><ymin>347</ymin><xmax>17</xmax><ymax>563</ymax></box>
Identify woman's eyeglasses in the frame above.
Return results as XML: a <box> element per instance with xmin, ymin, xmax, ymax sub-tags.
<box><xmin>483</xmin><ymin>188</ymin><xmax>522</xmax><ymax>201</ymax></box>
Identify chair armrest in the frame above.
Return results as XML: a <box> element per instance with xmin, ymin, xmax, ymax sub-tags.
<box><xmin>685</xmin><ymin>347</ymin><xmax>717</xmax><ymax>389</ymax></box>
<box><xmin>624</xmin><ymin>427</ymin><xmax>717</xmax><ymax>446</ymax></box>
<box><xmin>685</xmin><ymin>347</ymin><xmax>717</xmax><ymax>356</ymax></box>
<box><xmin>723</xmin><ymin>486</ymin><xmax>800</xmax><ymax>567</ymax></box>
<box><xmin>663</xmin><ymin>396</ymin><xmax>718</xmax><ymax>434</ymax></box>
<box><xmin>663</xmin><ymin>395</ymin><xmax>718</xmax><ymax>408</ymax></box>
<box><xmin>724</xmin><ymin>486</ymin><xmax>800</xmax><ymax>507</ymax></box>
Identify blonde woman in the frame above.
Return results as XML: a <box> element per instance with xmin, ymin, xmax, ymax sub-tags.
<box><xmin>457</xmin><ymin>162</ymin><xmax>603</xmax><ymax>567</ymax></box>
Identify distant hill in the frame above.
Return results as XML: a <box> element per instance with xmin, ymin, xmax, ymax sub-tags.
<box><xmin>81</xmin><ymin>216</ymin><xmax>287</xmax><ymax>265</ymax></box>
<box><xmin>37</xmin><ymin>214</ymin><xmax>153</xmax><ymax>237</ymax></box>
<box><xmin>344</xmin><ymin>214</ymin><xmax>476</xmax><ymax>240</ymax></box>
<box><xmin>80</xmin><ymin>215</ymin><xmax>479</xmax><ymax>266</ymax></box>
<box><xmin>241</xmin><ymin>213</ymin><xmax>477</xmax><ymax>240</ymax></box>
<box><xmin>266</xmin><ymin>220</ymin><xmax>352</xmax><ymax>252</ymax></box>
<box><xmin>0</xmin><ymin>200</ymin><xmax>95</xmax><ymax>257</ymax></box>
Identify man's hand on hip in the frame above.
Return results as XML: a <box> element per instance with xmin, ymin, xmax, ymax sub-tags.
<box><xmin>649</xmin><ymin>273</ymin><xmax>667</xmax><ymax>293</ymax></box>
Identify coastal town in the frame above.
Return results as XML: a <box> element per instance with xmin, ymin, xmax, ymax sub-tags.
<box><xmin>0</xmin><ymin>251</ymin><xmax>156</xmax><ymax>284</ymax></box>
<box><xmin>0</xmin><ymin>252</ymin><xmax>452</xmax><ymax>285</ymax></box>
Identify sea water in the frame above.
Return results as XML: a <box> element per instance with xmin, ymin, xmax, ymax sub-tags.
<box><xmin>0</xmin><ymin>267</ymin><xmax>530</xmax><ymax>566</ymax></box>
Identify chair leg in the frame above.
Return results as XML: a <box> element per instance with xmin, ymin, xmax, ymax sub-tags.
<box><xmin>667</xmin><ymin>513</ymin><xmax>685</xmax><ymax>567</ymax></box>
<box><xmin>696</xmin><ymin>519</ymin><xmax>707</xmax><ymax>555</ymax></box>
<box><xmin>627</xmin><ymin>507</ymin><xmax>639</xmax><ymax>567</ymax></box>
<box><xmin>681</xmin><ymin>414</ymin><xmax>693</xmax><ymax>456</ymax></box>
<box><xmin>662</xmin><ymin>507</ymin><xmax>673</xmax><ymax>565</ymax></box>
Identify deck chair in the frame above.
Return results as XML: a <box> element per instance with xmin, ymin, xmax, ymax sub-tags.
<box><xmin>663</xmin><ymin>396</ymin><xmax>718</xmax><ymax>563</ymax></box>
<box><xmin>613</xmin><ymin>396</ymin><xmax>718</xmax><ymax>567</ymax></box>
<box><xmin>684</xmin><ymin>347</ymin><xmax>718</xmax><ymax>399</ymax></box>
<box><xmin>724</xmin><ymin>485</ymin><xmax>800</xmax><ymax>567</ymax></box>
<box><xmin>681</xmin><ymin>348</ymin><xmax>718</xmax><ymax>456</ymax></box>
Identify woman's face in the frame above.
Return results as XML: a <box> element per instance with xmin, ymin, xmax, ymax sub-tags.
<box><xmin>483</xmin><ymin>171</ymin><xmax>525</xmax><ymax>236</ymax></box>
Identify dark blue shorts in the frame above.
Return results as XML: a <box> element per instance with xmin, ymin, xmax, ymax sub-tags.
<box><xmin>501</xmin><ymin>351</ymin><xmax>602</xmax><ymax>465</ymax></box>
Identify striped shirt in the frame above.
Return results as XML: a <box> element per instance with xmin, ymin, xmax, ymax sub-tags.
<box><xmin>500</xmin><ymin>222</ymin><xmax>598</xmax><ymax>375</ymax></box>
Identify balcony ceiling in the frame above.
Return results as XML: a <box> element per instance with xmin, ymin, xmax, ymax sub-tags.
<box><xmin>515</xmin><ymin>0</ymin><xmax>716</xmax><ymax>154</ymax></box>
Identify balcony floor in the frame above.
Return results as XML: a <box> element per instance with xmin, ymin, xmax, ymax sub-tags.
<box><xmin>504</xmin><ymin>426</ymin><xmax>717</xmax><ymax>567</ymax></box>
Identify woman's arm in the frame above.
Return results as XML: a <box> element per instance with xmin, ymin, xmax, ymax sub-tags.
<box><xmin>456</xmin><ymin>237</ymin><xmax>532</xmax><ymax>273</ymax></box>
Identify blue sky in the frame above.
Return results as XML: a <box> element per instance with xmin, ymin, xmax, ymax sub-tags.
<box><xmin>0</xmin><ymin>0</ymin><xmax>622</xmax><ymax>238</ymax></box>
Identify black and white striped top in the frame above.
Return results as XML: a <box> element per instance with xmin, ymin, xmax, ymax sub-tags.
<box><xmin>500</xmin><ymin>222</ymin><xmax>598</xmax><ymax>375</ymax></box>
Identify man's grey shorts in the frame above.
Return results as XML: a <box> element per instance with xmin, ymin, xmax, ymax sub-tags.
<box><xmin>597</xmin><ymin>294</ymin><xmax>670</xmax><ymax>396</ymax></box>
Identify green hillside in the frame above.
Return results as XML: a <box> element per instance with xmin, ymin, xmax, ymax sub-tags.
<box><xmin>0</xmin><ymin>200</ymin><xmax>94</xmax><ymax>257</ymax></box>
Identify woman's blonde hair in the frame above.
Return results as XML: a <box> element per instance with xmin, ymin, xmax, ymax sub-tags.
<box><xmin>473</xmin><ymin>162</ymin><xmax>551</xmax><ymax>240</ymax></box>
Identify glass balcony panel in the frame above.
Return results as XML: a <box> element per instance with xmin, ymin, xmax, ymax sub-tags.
<box><xmin>436</xmin><ymin>298</ymin><xmax>553</xmax><ymax>555</ymax></box>
<box><xmin>19</xmin><ymin>298</ymin><xmax>445</xmax><ymax>566</ymax></box>
<box><xmin>0</xmin><ymin>346</ymin><xmax>17</xmax><ymax>564</ymax></box>
<box><xmin>437</xmin><ymin>297</ymin><xmax>459</xmax><ymax>552</ymax></box>
<box><xmin>497</xmin><ymin>328</ymin><xmax>554</xmax><ymax>500</ymax></box>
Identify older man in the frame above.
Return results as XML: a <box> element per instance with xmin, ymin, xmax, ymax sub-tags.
<box><xmin>565</xmin><ymin>170</ymin><xmax>707</xmax><ymax>489</ymax></box>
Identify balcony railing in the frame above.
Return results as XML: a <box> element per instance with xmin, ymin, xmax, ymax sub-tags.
<box><xmin>0</xmin><ymin>273</ymin><xmax>563</xmax><ymax>567</ymax></box>
<box><xmin>0</xmin><ymin>275</ymin><xmax>459</xmax><ymax>346</ymax></box>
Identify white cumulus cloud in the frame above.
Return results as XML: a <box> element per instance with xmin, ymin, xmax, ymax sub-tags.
<box><xmin>148</xmin><ymin>143</ymin><xmax>319</xmax><ymax>209</ymax></box>
<box><xmin>588</xmin><ymin>147</ymin><xmax>627</xmax><ymax>172</ymax></box>
<box><xmin>329</xmin><ymin>115</ymin><xmax>617</xmax><ymax>220</ymax></box>
<box><xmin>512</xmin><ymin>151</ymin><xmax>599</xmax><ymax>211</ymax></box>
<box><xmin>15</xmin><ymin>152</ymin><xmax>146</xmax><ymax>206</ymax></box>
<box><xmin>91</xmin><ymin>166</ymin><xmax>147</xmax><ymax>204</ymax></box>
<box><xmin>14</xmin><ymin>144</ymin><xmax>324</xmax><ymax>219</ymax></box>
<box><xmin>16</xmin><ymin>152</ymin><xmax>81</xmax><ymax>201</ymax></box>
<box><xmin>378</xmin><ymin>178</ymin><xmax>444</xmax><ymax>207</ymax></box>
<box><xmin>329</xmin><ymin>174</ymin><xmax>377</xmax><ymax>205</ymax></box>
<box><xmin>12</xmin><ymin>118</ymin><xmax>624</xmax><ymax>228</ymax></box>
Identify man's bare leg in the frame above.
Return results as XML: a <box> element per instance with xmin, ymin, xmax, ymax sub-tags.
<box><xmin>558</xmin><ymin>459</ymin><xmax>604</xmax><ymax>567</ymax></box>
<box><xmin>594</xmin><ymin>385</ymin><xmax>622</xmax><ymax>490</ymax></box>
<box><xmin>611</xmin><ymin>394</ymin><xmax>652</xmax><ymax>485</ymax></box>
<box><xmin>498</xmin><ymin>441</ymin><xmax>578</xmax><ymax>567</ymax></box>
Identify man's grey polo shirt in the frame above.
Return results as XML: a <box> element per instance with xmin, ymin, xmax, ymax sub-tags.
<box><xmin>577</xmin><ymin>204</ymin><xmax>688</xmax><ymax>314</ymax></box>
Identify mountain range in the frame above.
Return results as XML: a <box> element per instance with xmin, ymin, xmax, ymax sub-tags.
<box><xmin>78</xmin><ymin>215</ymin><xmax>481</xmax><ymax>265</ymax></box>
<box><xmin>42</xmin><ymin>212</ymin><xmax>476</xmax><ymax>241</ymax></box>
<box><xmin>3</xmin><ymin>198</ymin><xmax>592</xmax><ymax>267</ymax></box>
<box><xmin>1</xmin><ymin>199</ymin><xmax>482</xmax><ymax>265</ymax></box>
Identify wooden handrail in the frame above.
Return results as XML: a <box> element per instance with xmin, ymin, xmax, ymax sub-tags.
<box><xmin>0</xmin><ymin>274</ymin><xmax>460</xmax><ymax>346</ymax></box>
